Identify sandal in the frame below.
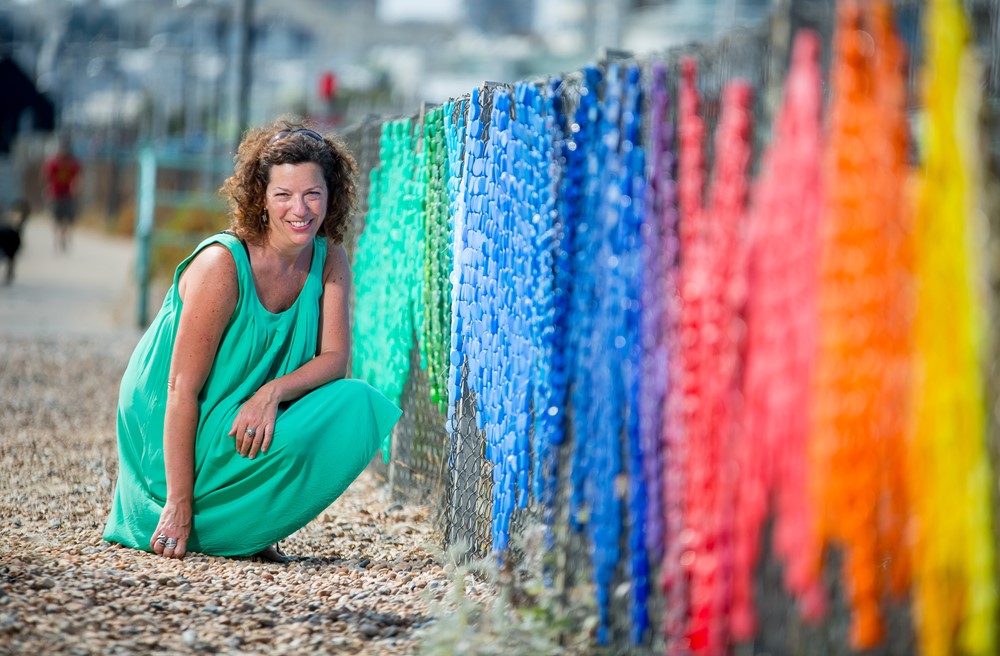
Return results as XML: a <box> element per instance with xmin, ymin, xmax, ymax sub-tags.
<box><xmin>255</xmin><ymin>541</ymin><xmax>290</xmax><ymax>564</ymax></box>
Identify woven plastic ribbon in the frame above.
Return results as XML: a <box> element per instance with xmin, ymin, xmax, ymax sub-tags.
<box><xmin>420</xmin><ymin>106</ymin><xmax>453</xmax><ymax>413</ymax></box>
<box><xmin>731</xmin><ymin>30</ymin><xmax>826</xmax><ymax>640</ymax></box>
<box><xmin>352</xmin><ymin>119</ymin><xmax>423</xmax><ymax>459</ymax></box>
<box><xmin>811</xmin><ymin>1</ymin><xmax>914</xmax><ymax>647</ymax></box>
<box><xmin>910</xmin><ymin>0</ymin><xmax>997</xmax><ymax>654</ymax></box>
<box><xmin>676</xmin><ymin>57</ymin><xmax>753</xmax><ymax>655</ymax></box>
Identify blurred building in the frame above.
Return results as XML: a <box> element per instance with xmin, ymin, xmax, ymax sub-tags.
<box><xmin>465</xmin><ymin>0</ymin><xmax>534</xmax><ymax>35</ymax></box>
<box><xmin>0</xmin><ymin>0</ymin><xmax>779</xmax><ymax>156</ymax></box>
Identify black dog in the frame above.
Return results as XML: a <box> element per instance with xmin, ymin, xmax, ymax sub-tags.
<box><xmin>0</xmin><ymin>200</ymin><xmax>30</xmax><ymax>284</ymax></box>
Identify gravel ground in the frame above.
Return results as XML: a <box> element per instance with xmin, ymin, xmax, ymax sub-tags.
<box><xmin>0</xmin><ymin>334</ymin><xmax>486</xmax><ymax>655</ymax></box>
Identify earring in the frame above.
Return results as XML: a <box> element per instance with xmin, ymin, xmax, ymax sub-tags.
<box><xmin>261</xmin><ymin>210</ymin><xmax>269</xmax><ymax>225</ymax></box>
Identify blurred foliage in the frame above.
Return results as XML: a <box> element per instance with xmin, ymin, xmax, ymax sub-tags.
<box><xmin>150</xmin><ymin>202</ymin><xmax>227</xmax><ymax>282</ymax></box>
<box><xmin>72</xmin><ymin>203</ymin><xmax>135</xmax><ymax>243</ymax></box>
<box><xmin>415</xmin><ymin>526</ymin><xmax>607</xmax><ymax>656</ymax></box>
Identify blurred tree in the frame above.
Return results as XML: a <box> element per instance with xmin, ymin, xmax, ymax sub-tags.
<box><xmin>0</xmin><ymin>56</ymin><xmax>54</xmax><ymax>155</ymax></box>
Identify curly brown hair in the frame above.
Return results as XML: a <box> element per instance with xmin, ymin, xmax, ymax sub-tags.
<box><xmin>220</xmin><ymin>118</ymin><xmax>358</xmax><ymax>245</ymax></box>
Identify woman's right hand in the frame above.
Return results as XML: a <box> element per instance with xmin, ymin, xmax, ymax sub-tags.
<box><xmin>150</xmin><ymin>500</ymin><xmax>192</xmax><ymax>559</ymax></box>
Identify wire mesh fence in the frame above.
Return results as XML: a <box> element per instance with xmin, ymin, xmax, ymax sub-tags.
<box><xmin>342</xmin><ymin>1</ymin><xmax>1000</xmax><ymax>654</ymax></box>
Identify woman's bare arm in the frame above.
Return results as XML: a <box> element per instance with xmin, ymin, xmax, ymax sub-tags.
<box><xmin>151</xmin><ymin>245</ymin><xmax>237</xmax><ymax>559</ymax></box>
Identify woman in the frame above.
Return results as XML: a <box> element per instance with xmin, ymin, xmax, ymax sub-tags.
<box><xmin>103</xmin><ymin>120</ymin><xmax>401</xmax><ymax>561</ymax></box>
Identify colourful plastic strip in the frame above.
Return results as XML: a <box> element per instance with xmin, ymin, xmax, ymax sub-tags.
<box><xmin>731</xmin><ymin>30</ymin><xmax>826</xmax><ymax>640</ymax></box>
<box><xmin>910</xmin><ymin>0</ymin><xmax>997</xmax><ymax>653</ymax></box>
<box><xmin>420</xmin><ymin>106</ymin><xmax>453</xmax><ymax>413</ymax></box>
<box><xmin>676</xmin><ymin>57</ymin><xmax>753</xmax><ymax>654</ymax></box>
<box><xmin>353</xmin><ymin>119</ymin><xmax>423</xmax><ymax>461</ymax></box>
<box><xmin>811</xmin><ymin>1</ymin><xmax>914</xmax><ymax>647</ymax></box>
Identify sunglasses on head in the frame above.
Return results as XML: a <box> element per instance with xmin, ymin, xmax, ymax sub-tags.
<box><xmin>269</xmin><ymin>128</ymin><xmax>325</xmax><ymax>144</ymax></box>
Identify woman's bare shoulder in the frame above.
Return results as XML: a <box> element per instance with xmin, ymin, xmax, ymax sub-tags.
<box><xmin>179</xmin><ymin>243</ymin><xmax>239</xmax><ymax>300</ymax></box>
<box><xmin>322</xmin><ymin>240</ymin><xmax>350</xmax><ymax>283</ymax></box>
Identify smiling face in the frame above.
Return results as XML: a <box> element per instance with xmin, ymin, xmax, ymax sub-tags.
<box><xmin>264</xmin><ymin>162</ymin><xmax>328</xmax><ymax>249</ymax></box>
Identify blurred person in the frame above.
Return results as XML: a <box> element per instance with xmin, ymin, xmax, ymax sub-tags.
<box><xmin>103</xmin><ymin>119</ymin><xmax>401</xmax><ymax>561</ymax></box>
<box><xmin>41</xmin><ymin>134</ymin><xmax>81</xmax><ymax>251</ymax></box>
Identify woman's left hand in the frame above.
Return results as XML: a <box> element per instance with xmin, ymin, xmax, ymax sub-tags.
<box><xmin>228</xmin><ymin>386</ymin><xmax>279</xmax><ymax>459</ymax></box>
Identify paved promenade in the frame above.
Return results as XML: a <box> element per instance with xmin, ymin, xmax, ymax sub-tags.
<box><xmin>0</xmin><ymin>215</ymin><xmax>141</xmax><ymax>338</ymax></box>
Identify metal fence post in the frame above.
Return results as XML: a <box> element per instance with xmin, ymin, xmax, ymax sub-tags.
<box><xmin>135</xmin><ymin>147</ymin><xmax>156</xmax><ymax>328</ymax></box>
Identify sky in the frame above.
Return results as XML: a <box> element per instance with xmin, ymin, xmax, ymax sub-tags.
<box><xmin>376</xmin><ymin>0</ymin><xmax>463</xmax><ymax>23</ymax></box>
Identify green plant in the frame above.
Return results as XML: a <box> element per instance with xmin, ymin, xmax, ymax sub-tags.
<box><xmin>150</xmin><ymin>202</ymin><xmax>227</xmax><ymax>281</ymax></box>
<box><xmin>416</xmin><ymin>525</ymin><xmax>606</xmax><ymax>656</ymax></box>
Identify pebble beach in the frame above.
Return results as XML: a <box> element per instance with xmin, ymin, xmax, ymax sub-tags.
<box><xmin>0</xmin><ymin>334</ymin><xmax>479</xmax><ymax>655</ymax></box>
<box><xmin>0</xmin><ymin>221</ymin><xmax>484</xmax><ymax>655</ymax></box>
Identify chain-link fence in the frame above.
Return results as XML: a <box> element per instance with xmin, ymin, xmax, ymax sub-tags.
<box><xmin>343</xmin><ymin>1</ymin><xmax>1000</xmax><ymax>654</ymax></box>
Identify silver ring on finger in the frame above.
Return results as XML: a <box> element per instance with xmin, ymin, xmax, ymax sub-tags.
<box><xmin>165</xmin><ymin>538</ymin><xmax>178</xmax><ymax>549</ymax></box>
<box><xmin>245</xmin><ymin>427</ymin><xmax>257</xmax><ymax>438</ymax></box>
<box><xmin>156</xmin><ymin>534</ymin><xmax>168</xmax><ymax>545</ymax></box>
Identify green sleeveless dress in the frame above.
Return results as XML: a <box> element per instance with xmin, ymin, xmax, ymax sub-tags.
<box><xmin>103</xmin><ymin>233</ymin><xmax>401</xmax><ymax>556</ymax></box>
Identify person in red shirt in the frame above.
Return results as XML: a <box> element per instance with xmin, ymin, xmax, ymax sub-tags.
<box><xmin>42</xmin><ymin>134</ymin><xmax>82</xmax><ymax>251</ymax></box>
